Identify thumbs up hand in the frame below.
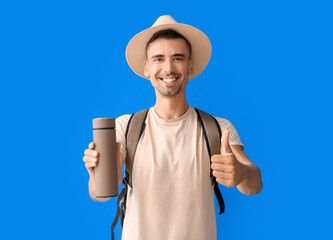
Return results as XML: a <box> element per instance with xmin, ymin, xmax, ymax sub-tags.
<box><xmin>211</xmin><ymin>130</ymin><xmax>246</xmax><ymax>188</ymax></box>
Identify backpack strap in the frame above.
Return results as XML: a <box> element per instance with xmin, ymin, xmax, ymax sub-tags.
<box><xmin>194</xmin><ymin>108</ymin><xmax>225</xmax><ymax>215</ymax></box>
<box><xmin>194</xmin><ymin>108</ymin><xmax>221</xmax><ymax>157</ymax></box>
<box><xmin>111</xmin><ymin>109</ymin><xmax>149</xmax><ymax>240</ymax></box>
<box><xmin>125</xmin><ymin>109</ymin><xmax>149</xmax><ymax>188</ymax></box>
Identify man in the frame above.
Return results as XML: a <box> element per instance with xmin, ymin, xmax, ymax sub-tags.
<box><xmin>83</xmin><ymin>15</ymin><xmax>263</xmax><ymax>239</ymax></box>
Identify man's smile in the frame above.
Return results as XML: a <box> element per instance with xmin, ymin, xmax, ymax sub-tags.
<box><xmin>158</xmin><ymin>77</ymin><xmax>179</xmax><ymax>84</ymax></box>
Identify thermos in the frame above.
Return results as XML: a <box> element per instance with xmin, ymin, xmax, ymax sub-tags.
<box><xmin>93</xmin><ymin>118</ymin><xmax>118</xmax><ymax>198</ymax></box>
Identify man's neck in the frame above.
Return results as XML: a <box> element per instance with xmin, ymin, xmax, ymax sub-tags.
<box><xmin>154</xmin><ymin>95</ymin><xmax>189</xmax><ymax>119</ymax></box>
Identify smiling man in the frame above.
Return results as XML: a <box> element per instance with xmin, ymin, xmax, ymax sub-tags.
<box><xmin>83</xmin><ymin>15</ymin><xmax>263</xmax><ymax>240</ymax></box>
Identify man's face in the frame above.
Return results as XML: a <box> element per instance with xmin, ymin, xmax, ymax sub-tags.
<box><xmin>144</xmin><ymin>38</ymin><xmax>193</xmax><ymax>98</ymax></box>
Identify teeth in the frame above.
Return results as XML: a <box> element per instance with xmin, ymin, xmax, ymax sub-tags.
<box><xmin>162</xmin><ymin>78</ymin><xmax>176</xmax><ymax>83</ymax></box>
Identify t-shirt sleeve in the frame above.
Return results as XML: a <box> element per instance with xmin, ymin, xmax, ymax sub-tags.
<box><xmin>214</xmin><ymin>116</ymin><xmax>245</xmax><ymax>151</ymax></box>
<box><xmin>116</xmin><ymin>114</ymin><xmax>132</xmax><ymax>159</ymax></box>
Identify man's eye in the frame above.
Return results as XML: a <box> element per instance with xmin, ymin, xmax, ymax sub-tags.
<box><xmin>154</xmin><ymin>58</ymin><xmax>163</xmax><ymax>62</ymax></box>
<box><xmin>174</xmin><ymin>57</ymin><xmax>184</xmax><ymax>61</ymax></box>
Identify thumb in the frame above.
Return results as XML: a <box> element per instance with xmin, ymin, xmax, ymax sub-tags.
<box><xmin>221</xmin><ymin>130</ymin><xmax>233</xmax><ymax>155</ymax></box>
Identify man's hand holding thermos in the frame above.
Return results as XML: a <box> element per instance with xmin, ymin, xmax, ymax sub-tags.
<box><xmin>83</xmin><ymin>118</ymin><xmax>124</xmax><ymax>202</ymax></box>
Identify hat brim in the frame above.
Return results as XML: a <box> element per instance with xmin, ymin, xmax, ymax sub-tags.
<box><xmin>125</xmin><ymin>23</ymin><xmax>212</xmax><ymax>80</ymax></box>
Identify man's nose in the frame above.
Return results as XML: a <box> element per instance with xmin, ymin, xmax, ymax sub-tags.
<box><xmin>163</xmin><ymin>58</ymin><xmax>174</xmax><ymax>73</ymax></box>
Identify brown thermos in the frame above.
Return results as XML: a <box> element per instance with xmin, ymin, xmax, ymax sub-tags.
<box><xmin>92</xmin><ymin>118</ymin><xmax>118</xmax><ymax>198</ymax></box>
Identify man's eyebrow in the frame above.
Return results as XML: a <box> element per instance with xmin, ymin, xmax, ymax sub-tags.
<box><xmin>151</xmin><ymin>54</ymin><xmax>164</xmax><ymax>59</ymax></box>
<box><xmin>172</xmin><ymin>53</ymin><xmax>186</xmax><ymax>58</ymax></box>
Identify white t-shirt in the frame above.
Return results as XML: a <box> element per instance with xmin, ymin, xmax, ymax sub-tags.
<box><xmin>116</xmin><ymin>106</ymin><xmax>244</xmax><ymax>240</ymax></box>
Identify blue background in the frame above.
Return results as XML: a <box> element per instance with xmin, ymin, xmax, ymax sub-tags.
<box><xmin>1</xmin><ymin>0</ymin><xmax>332</xmax><ymax>239</ymax></box>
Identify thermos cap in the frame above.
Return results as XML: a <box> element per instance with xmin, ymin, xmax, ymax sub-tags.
<box><xmin>93</xmin><ymin>118</ymin><xmax>115</xmax><ymax>129</ymax></box>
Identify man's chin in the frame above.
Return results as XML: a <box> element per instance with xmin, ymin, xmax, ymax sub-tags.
<box><xmin>156</xmin><ymin>87</ymin><xmax>182</xmax><ymax>98</ymax></box>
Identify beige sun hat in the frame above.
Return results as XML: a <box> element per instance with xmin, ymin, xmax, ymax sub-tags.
<box><xmin>125</xmin><ymin>15</ymin><xmax>212</xmax><ymax>80</ymax></box>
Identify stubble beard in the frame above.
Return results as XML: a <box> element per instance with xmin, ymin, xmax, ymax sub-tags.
<box><xmin>156</xmin><ymin>85</ymin><xmax>182</xmax><ymax>97</ymax></box>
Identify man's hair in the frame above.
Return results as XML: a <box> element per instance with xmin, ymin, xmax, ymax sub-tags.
<box><xmin>145</xmin><ymin>29</ymin><xmax>192</xmax><ymax>59</ymax></box>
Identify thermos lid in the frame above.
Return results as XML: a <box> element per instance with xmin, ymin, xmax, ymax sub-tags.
<box><xmin>93</xmin><ymin>118</ymin><xmax>115</xmax><ymax>129</ymax></box>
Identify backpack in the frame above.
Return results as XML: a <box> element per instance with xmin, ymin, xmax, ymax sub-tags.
<box><xmin>111</xmin><ymin>108</ymin><xmax>225</xmax><ymax>240</ymax></box>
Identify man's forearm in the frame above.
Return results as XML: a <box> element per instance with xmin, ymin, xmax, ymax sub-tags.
<box><xmin>237</xmin><ymin>163</ymin><xmax>263</xmax><ymax>195</ymax></box>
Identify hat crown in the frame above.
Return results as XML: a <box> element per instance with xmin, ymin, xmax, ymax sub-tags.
<box><xmin>151</xmin><ymin>15</ymin><xmax>178</xmax><ymax>27</ymax></box>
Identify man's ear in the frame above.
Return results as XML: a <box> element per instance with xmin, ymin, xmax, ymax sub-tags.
<box><xmin>188</xmin><ymin>59</ymin><xmax>193</xmax><ymax>76</ymax></box>
<box><xmin>144</xmin><ymin>60</ymin><xmax>149</xmax><ymax>78</ymax></box>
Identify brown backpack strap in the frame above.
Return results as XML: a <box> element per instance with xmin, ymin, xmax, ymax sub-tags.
<box><xmin>112</xmin><ymin>110</ymin><xmax>149</xmax><ymax>238</ymax></box>
<box><xmin>194</xmin><ymin>108</ymin><xmax>225</xmax><ymax>214</ymax></box>
<box><xmin>194</xmin><ymin>108</ymin><xmax>221</xmax><ymax>157</ymax></box>
<box><xmin>125</xmin><ymin>109</ymin><xmax>149</xmax><ymax>187</ymax></box>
